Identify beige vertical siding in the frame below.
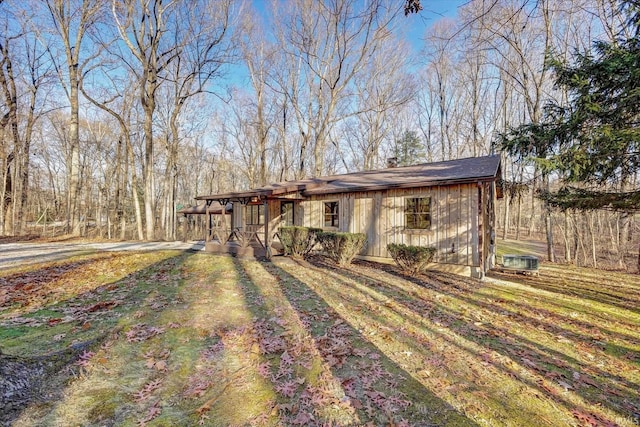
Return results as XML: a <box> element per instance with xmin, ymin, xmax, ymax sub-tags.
<box><xmin>296</xmin><ymin>183</ymin><xmax>481</xmax><ymax>267</ymax></box>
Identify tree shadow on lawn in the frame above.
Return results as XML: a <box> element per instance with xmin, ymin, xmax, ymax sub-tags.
<box><xmin>487</xmin><ymin>266</ymin><xmax>640</xmax><ymax>315</ymax></box>
<box><xmin>469</xmin><ymin>281</ymin><xmax>640</xmax><ymax>345</ymax></box>
<box><xmin>307</xmin><ymin>257</ymin><xmax>639</xmax><ymax>426</ymax></box>
<box><xmin>1</xmin><ymin>250</ymin><xmax>197</xmax><ymax>427</ymax></box>
<box><xmin>411</xmin><ymin>269</ymin><xmax>640</xmax><ymax>363</ymax></box>
<box><xmin>232</xmin><ymin>256</ymin><xmax>479</xmax><ymax>427</ymax></box>
<box><xmin>0</xmin><ymin>252</ymin><xmax>119</xmax><ymax>310</ymax></box>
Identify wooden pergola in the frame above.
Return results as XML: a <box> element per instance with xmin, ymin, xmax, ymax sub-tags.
<box><xmin>178</xmin><ymin>201</ymin><xmax>232</xmax><ymax>244</ymax></box>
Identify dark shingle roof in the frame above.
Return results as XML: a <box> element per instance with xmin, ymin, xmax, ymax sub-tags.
<box><xmin>302</xmin><ymin>155</ymin><xmax>501</xmax><ymax>195</ymax></box>
<box><xmin>196</xmin><ymin>155</ymin><xmax>501</xmax><ymax>201</ymax></box>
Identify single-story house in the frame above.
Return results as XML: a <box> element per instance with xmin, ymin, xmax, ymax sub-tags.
<box><xmin>193</xmin><ymin>155</ymin><xmax>502</xmax><ymax>278</ymax></box>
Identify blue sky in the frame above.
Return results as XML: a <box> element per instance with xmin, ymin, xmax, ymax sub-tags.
<box><xmin>401</xmin><ymin>0</ymin><xmax>467</xmax><ymax>49</ymax></box>
<box><xmin>223</xmin><ymin>1</ymin><xmax>468</xmax><ymax>90</ymax></box>
<box><xmin>249</xmin><ymin>0</ymin><xmax>467</xmax><ymax>44</ymax></box>
<box><xmin>408</xmin><ymin>0</ymin><xmax>467</xmax><ymax>29</ymax></box>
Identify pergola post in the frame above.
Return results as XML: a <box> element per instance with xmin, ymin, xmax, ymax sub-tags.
<box><xmin>205</xmin><ymin>200</ymin><xmax>213</xmax><ymax>242</ymax></box>
<box><xmin>217</xmin><ymin>199</ymin><xmax>230</xmax><ymax>242</ymax></box>
<box><xmin>263</xmin><ymin>198</ymin><xmax>271</xmax><ymax>259</ymax></box>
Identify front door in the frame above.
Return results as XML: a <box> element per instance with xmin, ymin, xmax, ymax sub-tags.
<box><xmin>280</xmin><ymin>201</ymin><xmax>294</xmax><ymax>226</ymax></box>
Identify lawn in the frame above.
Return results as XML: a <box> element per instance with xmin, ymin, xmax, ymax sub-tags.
<box><xmin>0</xmin><ymin>247</ymin><xmax>638</xmax><ymax>426</ymax></box>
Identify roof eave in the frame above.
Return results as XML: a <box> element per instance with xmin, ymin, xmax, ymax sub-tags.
<box><xmin>302</xmin><ymin>176</ymin><xmax>497</xmax><ymax>196</ymax></box>
<box><xmin>195</xmin><ymin>189</ymin><xmax>273</xmax><ymax>202</ymax></box>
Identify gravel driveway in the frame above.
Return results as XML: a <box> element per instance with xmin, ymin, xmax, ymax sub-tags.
<box><xmin>0</xmin><ymin>240</ymin><xmax>205</xmax><ymax>270</ymax></box>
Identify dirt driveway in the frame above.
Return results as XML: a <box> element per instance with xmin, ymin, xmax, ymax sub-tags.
<box><xmin>0</xmin><ymin>240</ymin><xmax>205</xmax><ymax>270</ymax></box>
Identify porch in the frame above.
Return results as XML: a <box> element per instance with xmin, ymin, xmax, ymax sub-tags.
<box><xmin>205</xmin><ymin>224</ymin><xmax>284</xmax><ymax>259</ymax></box>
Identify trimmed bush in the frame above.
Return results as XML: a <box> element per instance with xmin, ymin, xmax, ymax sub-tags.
<box><xmin>387</xmin><ymin>243</ymin><xmax>436</xmax><ymax>274</ymax></box>
<box><xmin>317</xmin><ymin>231</ymin><xmax>367</xmax><ymax>266</ymax></box>
<box><xmin>279</xmin><ymin>226</ymin><xmax>322</xmax><ymax>258</ymax></box>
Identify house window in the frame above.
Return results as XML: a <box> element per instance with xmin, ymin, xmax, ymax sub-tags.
<box><xmin>245</xmin><ymin>204</ymin><xmax>265</xmax><ymax>225</ymax></box>
<box><xmin>324</xmin><ymin>201</ymin><xmax>339</xmax><ymax>227</ymax></box>
<box><xmin>405</xmin><ymin>197</ymin><xmax>431</xmax><ymax>229</ymax></box>
<box><xmin>281</xmin><ymin>201</ymin><xmax>294</xmax><ymax>226</ymax></box>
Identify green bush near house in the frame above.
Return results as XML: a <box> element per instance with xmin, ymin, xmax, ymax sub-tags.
<box><xmin>387</xmin><ymin>243</ymin><xmax>436</xmax><ymax>274</ymax></box>
<box><xmin>317</xmin><ymin>231</ymin><xmax>367</xmax><ymax>266</ymax></box>
<box><xmin>279</xmin><ymin>226</ymin><xmax>322</xmax><ymax>258</ymax></box>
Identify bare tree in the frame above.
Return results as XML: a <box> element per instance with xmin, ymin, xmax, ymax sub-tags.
<box><xmin>270</xmin><ymin>0</ymin><xmax>402</xmax><ymax>177</ymax></box>
<box><xmin>41</xmin><ymin>0</ymin><xmax>102</xmax><ymax>236</ymax></box>
<box><xmin>158</xmin><ymin>1</ymin><xmax>235</xmax><ymax>240</ymax></box>
<box><xmin>422</xmin><ymin>19</ymin><xmax>460</xmax><ymax>161</ymax></box>
<box><xmin>0</xmin><ymin>32</ymin><xmax>20</xmax><ymax>234</ymax></box>
<box><xmin>238</xmin><ymin>9</ymin><xmax>278</xmax><ymax>186</ymax></box>
<box><xmin>461</xmin><ymin>0</ymin><xmax>556</xmax><ymax>260</ymax></box>
<box><xmin>110</xmin><ymin>0</ymin><xmax>235</xmax><ymax>240</ymax></box>
<box><xmin>0</xmin><ymin>3</ymin><xmax>53</xmax><ymax>236</ymax></box>
<box><xmin>344</xmin><ymin>36</ymin><xmax>416</xmax><ymax>170</ymax></box>
<box><xmin>79</xmin><ymin>68</ymin><xmax>145</xmax><ymax>240</ymax></box>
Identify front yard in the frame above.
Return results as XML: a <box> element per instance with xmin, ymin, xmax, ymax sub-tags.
<box><xmin>0</xmin><ymin>248</ymin><xmax>638</xmax><ymax>426</ymax></box>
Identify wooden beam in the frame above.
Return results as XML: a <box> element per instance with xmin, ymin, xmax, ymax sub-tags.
<box><xmin>264</xmin><ymin>199</ymin><xmax>271</xmax><ymax>259</ymax></box>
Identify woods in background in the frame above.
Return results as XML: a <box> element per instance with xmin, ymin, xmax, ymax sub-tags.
<box><xmin>0</xmin><ymin>0</ymin><xmax>638</xmax><ymax>271</ymax></box>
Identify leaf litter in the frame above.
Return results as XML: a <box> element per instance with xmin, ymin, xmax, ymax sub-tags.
<box><xmin>2</xmin><ymin>249</ymin><xmax>639</xmax><ymax>427</ymax></box>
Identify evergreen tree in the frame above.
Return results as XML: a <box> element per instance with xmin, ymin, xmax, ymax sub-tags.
<box><xmin>394</xmin><ymin>130</ymin><xmax>425</xmax><ymax>166</ymax></box>
<box><xmin>500</xmin><ymin>0</ymin><xmax>640</xmax><ymax>211</ymax></box>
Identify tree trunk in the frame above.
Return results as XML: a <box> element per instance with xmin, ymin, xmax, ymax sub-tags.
<box><xmin>528</xmin><ymin>181</ymin><xmax>536</xmax><ymax>237</ymax></box>
<box><xmin>1</xmin><ymin>45</ymin><xmax>20</xmax><ymax>235</ymax></box>
<box><xmin>142</xmin><ymin>95</ymin><xmax>156</xmax><ymax>241</ymax></box>
<box><xmin>502</xmin><ymin>191</ymin><xmax>510</xmax><ymax>240</ymax></box>
<box><xmin>126</xmin><ymin>135</ymin><xmax>144</xmax><ymax>240</ymax></box>
<box><xmin>18</xmin><ymin>85</ymin><xmax>38</xmax><ymax>236</ymax></box>
<box><xmin>588</xmin><ymin>211</ymin><xmax>597</xmax><ymax>268</ymax></box>
<box><xmin>618</xmin><ymin>213</ymin><xmax>630</xmax><ymax>270</ymax></box>
<box><xmin>563</xmin><ymin>210</ymin><xmax>571</xmax><ymax>263</ymax></box>
<box><xmin>1</xmin><ymin>153</ymin><xmax>14</xmax><ymax>235</ymax></box>
<box><xmin>544</xmin><ymin>175</ymin><xmax>555</xmax><ymax>262</ymax></box>
<box><xmin>572</xmin><ymin>211</ymin><xmax>579</xmax><ymax>266</ymax></box>
<box><xmin>67</xmin><ymin>41</ymin><xmax>81</xmax><ymax>236</ymax></box>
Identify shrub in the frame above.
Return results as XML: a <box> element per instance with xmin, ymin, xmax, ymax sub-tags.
<box><xmin>279</xmin><ymin>226</ymin><xmax>322</xmax><ymax>258</ymax></box>
<box><xmin>387</xmin><ymin>243</ymin><xmax>436</xmax><ymax>274</ymax></box>
<box><xmin>317</xmin><ymin>231</ymin><xmax>367</xmax><ymax>266</ymax></box>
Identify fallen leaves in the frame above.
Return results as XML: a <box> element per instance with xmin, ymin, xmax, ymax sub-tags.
<box><xmin>275</xmin><ymin>379</ymin><xmax>300</xmax><ymax>398</ymax></box>
<box><xmin>314</xmin><ymin>322</ymin><xmax>354</xmax><ymax>368</ymax></box>
<box><xmin>133</xmin><ymin>379</ymin><xmax>163</xmax><ymax>403</ymax></box>
<box><xmin>571</xmin><ymin>409</ymin><xmax>620</xmax><ymax>427</ymax></box>
<box><xmin>125</xmin><ymin>324</ymin><xmax>165</xmax><ymax>343</ymax></box>
<box><xmin>142</xmin><ymin>349</ymin><xmax>170</xmax><ymax>372</ymax></box>
<box><xmin>0</xmin><ymin>252</ymin><xmax>146</xmax><ymax>314</ymax></box>
<box><xmin>75</xmin><ymin>349</ymin><xmax>96</xmax><ymax>368</ymax></box>
<box><xmin>4</xmin><ymin>251</ymin><xmax>638</xmax><ymax>427</ymax></box>
<box><xmin>137</xmin><ymin>400</ymin><xmax>162</xmax><ymax>426</ymax></box>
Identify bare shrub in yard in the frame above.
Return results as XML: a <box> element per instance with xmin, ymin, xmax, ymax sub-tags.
<box><xmin>317</xmin><ymin>232</ymin><xmax>367</xmax><ymax>266</ymax></box>
<box><xmin>279</xmin><ymin>226</ymin><xmax>322</xmax><ymax>258</ymax></box>
<box><xmin>387</xmin><ymin>243</ymin><xmax>436</xmax><ymax>274</ymax></box>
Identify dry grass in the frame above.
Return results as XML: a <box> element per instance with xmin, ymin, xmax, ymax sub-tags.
<box><xmin>1</xmin><ymin>244</ymin><xmax>638</xmax><ymax>426</ymax></box>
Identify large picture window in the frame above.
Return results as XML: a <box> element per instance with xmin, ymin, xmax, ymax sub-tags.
<box><xmin>245</xmin><ymin>204</ymin><xmax>265</xmax><ymax>225</ymax></box>
<box><xmin>405</xmin><ymin>197</ymin><xmax>431</xmax><ymax>229</ymax></box>
<box><xmin>324</xmin><ymin>201</ymin><xmax>339</xmax><ymax>228</ymax></box>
